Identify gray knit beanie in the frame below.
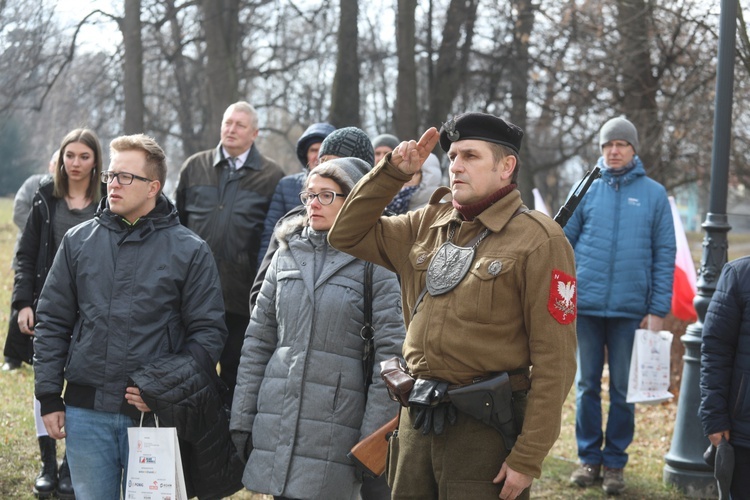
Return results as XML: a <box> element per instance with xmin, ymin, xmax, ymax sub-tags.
<box><xmin>308</xmin><ymin>157</ymin><xmax>371</xmax><ymax>195</ymax></box>
<box><xmin>599</xmin><ymin>116</ymin><xmax>639</xmax><ymax>152</ymax></box>
<box><xmin>371</xmin><ymin>133</ymin><xmax>400</xmax><ymax>151</ymax></box>
<box><xmin>319</xmin><ymin>127</ymin><xmax>375</xmax><ymax>167</ymax></box>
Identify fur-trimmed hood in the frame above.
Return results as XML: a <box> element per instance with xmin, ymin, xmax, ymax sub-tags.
<box><xmin>274</xmin><ymin>212</ymin><xmax>307</xmax><ymax>251</ymax></box>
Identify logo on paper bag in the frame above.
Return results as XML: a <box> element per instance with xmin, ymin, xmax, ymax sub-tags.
<box><xmin>548</xmin><ymin>269</ymin><xmax>576</xmax><ymax>324</ymax></box>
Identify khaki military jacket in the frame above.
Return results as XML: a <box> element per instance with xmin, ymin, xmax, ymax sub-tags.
<box><xmin>329</xmin><ymin>157</ymin><xmax>577</xmax><ymax>478</ymax></box>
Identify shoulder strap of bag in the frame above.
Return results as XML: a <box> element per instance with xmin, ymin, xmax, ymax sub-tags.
<box><xmin>361</xmin><ymin>261</ymin><xmax>375</xmax><ymax>394</ymax></box>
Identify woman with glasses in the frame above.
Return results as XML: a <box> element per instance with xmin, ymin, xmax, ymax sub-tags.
<box><xmin>230</xmin><ymin>158</ymin><xmax>405</xmax><ymax>500</ymax></box>
<box><xmin>12</xmin><ymin>128</ymin><xmax>103</xmax><ymax>500</ymax></box>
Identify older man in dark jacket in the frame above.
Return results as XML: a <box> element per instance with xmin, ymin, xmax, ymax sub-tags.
<box><xmin>34</xmin><ymin>134</ymin><xmax>228</xmax><ymax>499</ymax></box>
<box><xmin>175</xmin><ymin>101</ymin><xmax>284</xmax><ymax>404</ymax></box>
<box><xmin>700</xmin><ymin>255</ymin><xmax>750</xmax><ymax>498</ymax></box>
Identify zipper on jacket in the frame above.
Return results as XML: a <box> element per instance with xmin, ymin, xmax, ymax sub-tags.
<box><xmin>166</xmin><ymin>323</ymin><xmax>174</xmax><ymax>353</ymax></box>
<box><xmin>604</xmin><ymin>178</ymin><xmax>621</xmax><ymax>311</ymax></box>
<box><xmin>216</xmin><ymin>169</ymin><xmax>242</xmax><ymax>260</ymax></box>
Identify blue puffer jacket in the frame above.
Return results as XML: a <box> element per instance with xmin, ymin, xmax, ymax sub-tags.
<box><xmin>563</xmin><ymin>156</ymin><xmax>675</xmax><ymax>319</ymax></box>
<box><xmin>257</xmin><ymin>172</ymin><xmax>305</xmax><ymax>266</ymax></box>
<box><xmin>700</xmin><ymin>256</ymin><xmax>750</xmax><ymax>449</ymax></box>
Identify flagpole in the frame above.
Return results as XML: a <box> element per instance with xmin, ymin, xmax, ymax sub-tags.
<box><xmin>663</xmin><ymin>0</ymin><xmax>736</xmax><ymax>493</ymax></box>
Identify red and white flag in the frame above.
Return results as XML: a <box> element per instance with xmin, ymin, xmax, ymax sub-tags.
<box><xmin>669</xmin><ymin>196</ymin><xmax>697</xmax><ymax>322</ymax></box>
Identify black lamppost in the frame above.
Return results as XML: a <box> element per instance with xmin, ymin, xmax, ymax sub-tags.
<box><xmin>663</xmin><ymin>0</ymin><xmax>737</xmax><ymax>495</ymax></box>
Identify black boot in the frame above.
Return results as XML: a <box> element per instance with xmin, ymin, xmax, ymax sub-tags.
<box><xmin>33</xmin><ymin>436</ymin><xmax>57</xmax><ymax>499</ymax></box>
<box><xmin>57</xmin><ymin>452</ymin><xmax>75</xmax><ymax>499</ymax></box>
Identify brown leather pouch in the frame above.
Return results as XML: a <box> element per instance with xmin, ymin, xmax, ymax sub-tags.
<box><xmin>380</xmin><ymin>357</ymin><xmax>414</xmax><ymax>407</ymax></box>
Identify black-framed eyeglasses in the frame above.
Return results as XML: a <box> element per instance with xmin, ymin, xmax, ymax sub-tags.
<box><xmin>101</xmin><ymin>171</ymin><xmax>153</xmax><ymax>185</ymax></box>
<box><xmin>299</xmin><ymin>190</ymin><xmax>346</xmax><ymax>206</ymax></box>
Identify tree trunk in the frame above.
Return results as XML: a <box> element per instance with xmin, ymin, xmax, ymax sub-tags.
<box><xmin>394</xmin><ymin>0</ymin><xmax>418</xmax><ymax>141</ymax></box>
<box><xmin>329</xmin><ymin>0</ymin><xmax>360</xmax><ymax>127</ymax></box>
<box><xmin>615</xmin><ymin>0</ymin><xmax>660</xmax><ymax>172</ymax></box>
<box><xmin>510</xmin><ymin>0</ymin><xmax>535</xmax><ymax>206</ymax></box>
<box><xmin>428</xmin><ymin>0</ymin><xmax>478</xmax><ymax>144</ymax></box>
<box><xmin>200</xmin><ymin>0</ymin><xmax>240</xmax><ymax>147</ymax></box>
<box><xmin>122</xmin><ymin>0</ymin><xmax>144</xmax><ymax>134</ymax></box>
<box><xmin>165</xmin><ymin>0</ymin><xmax>201</xmax><ymax>157</ymax></box>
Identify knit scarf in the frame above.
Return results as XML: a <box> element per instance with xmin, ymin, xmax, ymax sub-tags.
<box><xmin>452</xmin><ymin>183</ymin><xmax>517</xmax><ymax>221</ymax></box>
<box><xmin>386</xmin><ymin>185</ymin><xmax>420</xmax><ymax>215</ymax></box>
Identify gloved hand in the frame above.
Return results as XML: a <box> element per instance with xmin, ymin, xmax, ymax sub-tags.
<box><xmin>231</xmin><ymin>430</ymin><xmax>253</xmax><ymax>463</ymax></box>
<box><xmin>411</xmin><ymin>403</ymin><xmax>457</xmax><ymax>435</ymax></box>
<box><xmin>408</xmin><ymin>379</ymin><xmax>454</xmax><ymax>435</ymax></box>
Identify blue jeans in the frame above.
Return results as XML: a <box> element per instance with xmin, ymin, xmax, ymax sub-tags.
<box><xmin>575</xmin><ymin>315</ymin><xmax>640</xmax><ymax>469</ymax></box>
<box><xmin>65</xmin><ymin>406</ymin><xmax>133</xmax><ymax>499</ymax></box>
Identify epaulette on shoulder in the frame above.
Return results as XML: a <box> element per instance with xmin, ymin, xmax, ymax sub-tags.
<box><xmin>429</xmin><ymin>187</ymin><xmax>452</xmax><ymax>205</ymax></box>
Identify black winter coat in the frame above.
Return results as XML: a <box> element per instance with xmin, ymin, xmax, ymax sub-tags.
<box><xmin>700</xmin><ymin>255</ymin><xmax>750</xmax><ymax>449</ymax></box>
<box><xmin>12</xmin><ymin>178</ymin><xmax>57</xmax><ymax>311</ymax></box>
<box><xmin>131</xmin><ymin>343</ymin><xmax>244</xmax><ymax>500</ymax></box>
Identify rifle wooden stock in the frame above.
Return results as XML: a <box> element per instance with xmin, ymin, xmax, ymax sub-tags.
<box><xmin>348</xmin><ymin>414</ymin><xmax>399</xmax><ymax>477</ymax></box>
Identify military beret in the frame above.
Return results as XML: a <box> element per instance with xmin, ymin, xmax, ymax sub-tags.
<box><xmin>439</xmin><ymin>112</ymin><xmax>524</xmax><ymax>154</ymax></box>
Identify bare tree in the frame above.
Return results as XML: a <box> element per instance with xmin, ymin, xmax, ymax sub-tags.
<box><xmin>737</xmin><ymin>1</ymin><xmax>750</xmax><ymax>76</ymax></box>
<box><xmin>509</xmin><ymin>0</ymin><xmax>536</xmax><ymax>207</ymax></box>
<box><xmin>200</xmin><ymin>0</ymin><xmax>240</xmax><ymax>145</ymax></box>
<box><xmin>0</xmin><ymin>0</ymin><xmax>72</xmax><ymax>113</ymax></box>
<box><xmin>613</xmin><ymin>0</ymin><xmax>660</xmax><ymax>171</ymax></box>
<box><xmin>394</xmin><ymin>0</ymin><xmax>418</xmax><ymax>140</ymax></box>
<box><xmin>329</xmin><ymin>0</ymin><xmax>361</xmax><ymax>127</ymax></box>
<box><xmin>122</xmin><ymin>0</ymin><xmax>144</xmax><ymax>134</ymax></box>
<box><xmin>427</xmin><ymin>0</ymin><xmax>479</xmax><ymax>140</ymax></box>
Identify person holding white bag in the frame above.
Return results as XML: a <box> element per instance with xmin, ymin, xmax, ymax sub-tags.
<box><xmin>33</xmin><ymin>134</ymin><xmax>228</xmax><ymax>499</ymax></box>
<box><xmin>563</xmin><ymin>116</ymin><xmax>675</xmax><ymax>495</ymax></box>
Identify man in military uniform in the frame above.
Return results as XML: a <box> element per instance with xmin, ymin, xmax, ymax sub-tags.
<box><xmin>328</xmin><ymin>113</ymin><xmax>577</xmax><ymax>500</ymax></box>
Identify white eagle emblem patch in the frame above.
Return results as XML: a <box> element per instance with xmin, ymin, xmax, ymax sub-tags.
<box><xmin>548</xmin><ymin>269</ymin><xmax>576</xmax><ymax>324</ymax></box>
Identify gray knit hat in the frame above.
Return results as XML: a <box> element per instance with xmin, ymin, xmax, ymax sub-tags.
<box><xmin>599</xmin><ymin>116</ymin><xmax>639</xmax><ymax>152</ymax></box>
<box><xmin>371</xmin><ymin>133</ymin><xmax>400</xmax><ymax>151</ymax></box>
<box><xmin>308</xmin><ymin>157</ymin><xmax>371</xmax><ymax>195</ymax></box>
<box><xmin>319</xmin><ymin>127</ymin><xmax>375</xmax><ymax>167</ymax></box>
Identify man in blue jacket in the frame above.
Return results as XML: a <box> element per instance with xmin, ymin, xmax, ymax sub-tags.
<box><xmin>34</xmin><ymin>134</ymin><xmax>228</xmax><ymax>499</ymax></box>
<box><xmin>564</xmin><ymin>116</ymin><xmax>675</xmax><ymax>495</ymax></box>
<box><xmin>700</xmin><ymin>256</ymin><xmax>750</xmax><ymax>497</ymax></box>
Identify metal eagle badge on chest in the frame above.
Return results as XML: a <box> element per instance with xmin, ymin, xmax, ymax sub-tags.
<box><xmin>426</xmin><ymin>241</ymin><xmax>475</xmax><ymax>296</ymax></box>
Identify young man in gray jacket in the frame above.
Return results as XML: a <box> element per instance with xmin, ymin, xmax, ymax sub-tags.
<box><xmin>34</xmin><ymin>134</ymin><xmax>228</xmax><ymax>499</ymax></box>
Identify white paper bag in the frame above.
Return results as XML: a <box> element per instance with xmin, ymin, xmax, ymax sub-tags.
<box><xmin>626</xmin><ymin>328</ymin><xmax>674</xmax><ymax>404</ymax></box>
<box><xmin>125</xmin><ymin>415</ymin><xmax>188</xmax><ymax>500</ymax></box>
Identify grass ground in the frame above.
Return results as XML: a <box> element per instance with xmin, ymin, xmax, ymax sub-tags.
<box><xmin>1</xmin><ymin>195</ymin><xmax>747</xmax><ymax>498</ymax></box>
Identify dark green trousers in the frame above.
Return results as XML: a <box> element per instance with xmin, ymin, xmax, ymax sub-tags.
<box><xmin>387</xmin><ymin>401</ymin><xmax>530</xmax><ymax>500</ymax></box>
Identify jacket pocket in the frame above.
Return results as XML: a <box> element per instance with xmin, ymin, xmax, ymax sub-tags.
<box><xmin>64</xmin><ymin>317</ymin><xmax>85</xmax><ymax>371</ymax></box>
<box><xmin>165</xmin><ymin>318</ymin><xmax>185</xmax><ymax>354</ymax></box>
<box><xmin>455</xmin><ymin>256</ymin><xmax>514</xmax><ymax>324</ymax></box>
